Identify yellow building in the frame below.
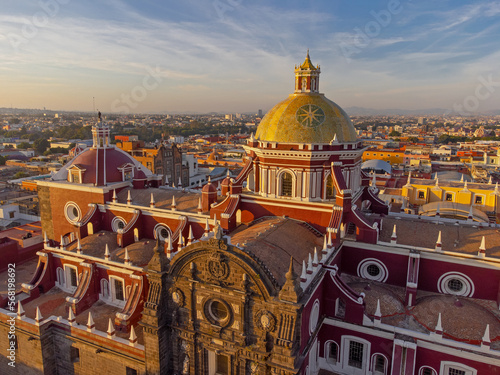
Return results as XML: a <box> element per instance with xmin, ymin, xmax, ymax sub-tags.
<box><xmin>401</xmin><ymin>176</ymin><xmax>500</xmax><ymax>221</ymax></box>
<box><xmin>362</xmin><ymin>148</ymin><xmax>405</xmax><ymax>165</ymax></box>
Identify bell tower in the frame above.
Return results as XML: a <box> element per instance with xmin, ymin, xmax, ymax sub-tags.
<box><xmin>92</xmin><ymin>111</ymin><xmax>112</xmax><ymax>149</ymax></box>
<box><xmin>294</xmin><ymin>50</ymin><xmax>320</xmax><ymax>93</ymax></box>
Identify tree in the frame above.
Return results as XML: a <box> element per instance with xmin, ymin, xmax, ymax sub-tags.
<box><xmin>389</xmin><ymin>130</ymin><xmax>401</xmax><ymax>137</ymax></box>
<box><xmin>34</xmin><ymin>138</ymin><xmax>50</xmax><ymax>154</ymax></box>
<box><xmin>13</xmin><ymin>171</ymin><xmax>28</xmax><ymax>179</ymax></box>
<box><xmin>16</xmin><ymin>142</ymin><xmax>31</xmax><ymax>149</ymax></box>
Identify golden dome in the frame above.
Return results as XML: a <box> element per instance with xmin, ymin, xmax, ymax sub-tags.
<box><xmin>255</xmin><ymin>92</ymin><xmax>357</xmax><ymax>144</ymax></box>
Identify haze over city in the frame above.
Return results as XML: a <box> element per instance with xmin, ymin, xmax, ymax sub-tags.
<box><xmin>1</xmin><ymin>0</ymin><xmax>500</xmax><ymax>114</ymax></box>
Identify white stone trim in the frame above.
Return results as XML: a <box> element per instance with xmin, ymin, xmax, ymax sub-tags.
<box><xmin>439</xmin><ymin>361</ymin><xmax>477</xmax><ymax>375</ymax></box>
<box><xmin>309</xmin><ymin>299</ymin><xmax>320</xmax><ymax>334</ymax></box>
<box><xmin>357</xmin><ymin>258</ymin><xmax>388</xmax><ymax>283</ymax></box>
<box><xmin>111</xmin><ymin>216</ymin><xmax>127</xmax><ymax>233</ymax></box>
<box><xmin>153</xmin><ymin>223</ymin><xmax>172</xmax><ymax>241</ymax></box>
<box><xmin>64</xmin><ymin>201</ymin><xmax>82</xmax><ymax>225</ymax></box>
<box><xmin>437</xmin><ymin>272</ymin><xmax>474</xmax><ymax>297</ymax></box>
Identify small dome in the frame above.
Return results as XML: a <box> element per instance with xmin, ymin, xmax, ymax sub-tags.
<box><xmin>361</xmin><ymin>160</ymin><xmax>392</xmax><ymax>174</ymax></box>
<box><xmin>202</xmin><ymin>180</ymin><xmax>216</xmax><ymax>193</ymax></box>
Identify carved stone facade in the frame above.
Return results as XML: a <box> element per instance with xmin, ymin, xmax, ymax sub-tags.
<box><xmin>143</xmin><ymin>236</ymin><xmax>302</xmax><ymax>375</ymax></box>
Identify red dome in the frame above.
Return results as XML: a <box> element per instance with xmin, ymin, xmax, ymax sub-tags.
<box><xmin>58</xmin><ymin>147</ymin><xmax>152</xmax><ymax>186</ymax></box>
<box><xmin>202</xmin><ymin>180</ymin><xmax>217</xmax><ymax>193</ymax></box>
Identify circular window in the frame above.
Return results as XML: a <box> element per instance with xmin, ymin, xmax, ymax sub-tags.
<box><xmin>111</xmin><ymin>217</ymin><xmax>127</xmax><ymax>232</ymax></box>
<box><xmin>447</xmin><ymin>279</ymin><xmax>463</xmax><ymax>292</ymax></box>
<box><xmin>64</xmin><ymin>202</ymin><xmax>81</xmax><ymax>224</ymax></box>
<box><xmin>367</xmin><ymin>264</ymin><xmax>380</xmax><ymax>277</ymax></box>
<box><xmin>154</xmin><ymin>224</ymin><xmax>171</xmax><ymax>241</ymax></box>
<box><xmin>204</xmin><ymin>299</ymin><xmax>232</xmax><ymax>327</ymax></box>
<box><xmin>438</xmin><ymin>272</ymin><xmax>473</xmax><ymax>297</ymax></box>
<box><xmin>210</xmin><ymin>301</ymin><xmax>228</xmax><ymax>321</ymax></box>
<box><xmin>357</xmin><ymin>258</ymin><xmax>388</xmax><ymax>282</ymax></box>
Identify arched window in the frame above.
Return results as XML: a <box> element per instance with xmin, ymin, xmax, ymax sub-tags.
<box><xmin>326</xmin><ymin>174</ymin><xmax>336</xmax><ymax>199</ymax></box>
<box><xmin>326</xmin><ymin>341</ymin><xmax>339</xmax><ymax>364</ymax></box>
<box><xmin>419</xmin><ymin>367</ymin><xmax>437</xmax><ymax>375</ymax></box>
<box><xmin>335</xmin><ymin>298</ymin><xmax>346</xmax><ymax>319</ymax></box>
<box><xmin>372</xmin><ymin>354</ymin><xmax>387</xmax><ymax>374</ymax></box>
<box><xmin>281</xmin><ymin>172</ymin><xmax>293</xmax><ymax>197</ymax></box>
<box><xmin>100</xmin><ymin>279</ymin><xmax>109</xmax><ymax>299</ymax></box>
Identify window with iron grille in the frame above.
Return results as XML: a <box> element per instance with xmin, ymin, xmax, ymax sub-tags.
<box><xmin>374</xmin><ymin>355</ymin><xmax>385</xmax><ymax>373</ymax></box>
<box><xmin>448</xmin><ymin>369</ymin><xmax>466</xmax><ymax>375</ymax></box>
<box><xmin>348</xmin><ymin>341</ymin><xmax>364</xmax><ymax>369</ymax></box>
<box><xmin>281</xmin><ymin>173</ymin><xmax>293</xmax><ymax>197</ymax></box>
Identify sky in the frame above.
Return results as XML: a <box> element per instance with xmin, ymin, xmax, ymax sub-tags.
<box><xmin>1</xmin><ymin>0</ymin><xmax>500</xmax><ymax>114</ymax></box>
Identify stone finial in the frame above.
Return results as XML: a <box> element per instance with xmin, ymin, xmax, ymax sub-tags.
<box><xmin>178</xmin><ymin>176</ymin><xmax>182</xmax><ymax>188</ymax></box>
<box><xmin>165</xmin><ymin>175</ymin><xmax>169</xmax><ymax>185</ymax></box>
<box><xmin>478</xmin><ymin>236</ymin><xmax>486</xmax><ymax>258</ymax></box>
<box><xmin>463</xmin><ymin>180</ymin><xmax>469</xmax><ymax>191</ymax></box>
<box><xmin>76</xmin><ymin>239</ymin><xmax>82</xmax><ymax>255</ymax></box>
<box><xmin>17</xmin><ymin>301</ymin><xmax>25</xmax><ymax>319</ymax></box>
<box><xmin>482</xmin><ymin>324</ymin><xmax>491</xmax><ymax>347</ymax></box>
<box><xmin>127</xmin><ymin>190</ymin><xmax>132</xmax><ymax>205</ymax></box>
<box><xmin>322</xmin><ymin>236</ymin><xmax>328</xmax><ymax>254</ymax></box>
<box><xmin>166</xmin><ymin>235</ymin><xmax>174</xmax><ymax>259</ymax></box>
<box><xmin>435</xmin><ymin>204</ymin><xmax>440</xmax><ymax>218</ymax></box>
<box><xmin>87</xmin><ymin>312</ymin><xmax>95</xmax><ymax>332</ymax></box>
<box><xmin>35</xmin><ymin>306</ymin><xmax>42</xmax><ymax>324</ymax></box>
<box><xmin>148</xmin><ymin>236</ymin><xmax>169</xmax><ymax>273</ymax></box>
<box><xmin>124</xmin><ymin>248</ymin><xmax>131</xmax><ymax>265</ymax></box>
<box><xmin>435</xmin><ymin>177</ymin><xmax>439</xmax><ymax>187</ymax></box>
<box><xmin>177</xmin><ymin>236</ymin><xmax>185</xmax><ymax>252</ymax></box>
<box><xmin>150</xmin><ymin>193</ymin><xmax>155</xmax><ymax>208</ymax></box>
<box><xmin>204</xmin><ymin>218</ymin><xmax>210</xmax><ymax>237</ymax></box>
<box><xmin>187</xmin><ymin>226</ymin><xmax>194</xmax><ymax>246</ymax></box>
<box><xmin>327</xmin><ymin>231</ymin><xmax>333</xmax><ymax>248</ymax></box>
<box><xmin>312</xmin><ymin>247</ymin><xmax>319</xmax><ymax>268</ymax></box>
<box><xmin>112</xmin><ymin>189</ymin><xmax>117</xmax><ymax>203</ymax></box>
<box><xmin>488</xmin><ymin>176</ymin><xmax>493</xmax><ymax>184</ymax></box>
<box><xmin>467</xmin><ymin>205</ymin><xmax>473</xmax><ymax>221</ymax></box>
<box><xmin>495</xmin><ymin>182</ymin><xmax>500</xmax><ymax>195</ymax></box>
<box><xmin>435</xmin><ymin>231</ymin><xmax>442</xmax><ymax>252</ymax></box>
<box><xmin>371</xmin><ymin>173</ymin><xmax>376</xmax><ymax>188</ymax></box>
<box><xmin>43</xmin><ymin>231</ymin><xmax>49</xmax><ymax>245</ymax></box>
<box><xmin>213</xmin><ymin>214</ymin><xmax>217</xmax><ymax>227</ymax></box>
<box><xmin>104</xmin><ymin>244</ymin><xmax>110</xmax><ymax>261</ymax></box>
<box><xmin>68</xmin><ymin>307</ymin><xmax>76</xmax><ymax>325</ymax></box>
<box><xmin>306</xmin><ymin>254</ymin><xmax>313</xmax><ymax>275</ymax></box>
<box><xmin>300</xmin><ymin>260</ymin><xmax>307</xmax><ymax>282</ymax></box>
<box><xmin>390</xmin><ymin>225</ymin><xmax>397</xmax><ymax>244</ymax></box>
<box><xmin>249</xmin><ymin>132</ymin><xmax>255</xmax><ymax>142</ymax></box>
<box><xmin>279</xmin><ymin>257</ymin><xmax>303</xmax><ymax>303</ymax></box>
<box><xmin>435</xmin><ymin>313</ymin><xmax>443</xmax><ymax>335</ymax></box>
<box><xmin>107</xmin><ymin>318</ymin><xmax>115</xmax><ymax>339</ymax></box>
<box><xmin>374</xmin><ymin>299</ymin><xmax>382</xmax><ymax>321</ymax></box>
<box><xmin>129</xmin><ymin>326</ymin><xmax>138</xmax><ymax>346</ymax></box>
<box><xmin>197</xmin><ymin>197</ymin><xmax>202</xmax><ymax>213</ymax></box>
<box><xmin>460</xmin><ymin>174</ymin><xmax>464</xmax><ymax>182</ymax></box>
<box><xmin>171</xmin><ymin>196</ymin><xmax>177</xmax><ymax>211</ymax></box>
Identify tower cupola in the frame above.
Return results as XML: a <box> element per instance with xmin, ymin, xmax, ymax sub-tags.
<box><xmin>92</xmin><ymin>111</ymin><xmax>112</xmax><ymax>149</ymax></box>
<box><xmin>295</xmin><ymin>50</ymin><xmax>320</xmax><ymax>93</ymax></box>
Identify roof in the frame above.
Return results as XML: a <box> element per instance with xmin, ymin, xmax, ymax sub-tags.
<box><xmin>51</xmin><ymin>146</ymin><xmax>152</xmax><ymax>185</ymax></box>
<box><xmin>230</xmin><ymin>217</ymin><xmax>323</xmax><ymax>286</ymax></box>
<box><xmin>380</xmin><ymin>216</ymin><xmax>500</xmax><ymax>259</ymax></box>
<box><xmin>116</xmin><ymin>187</ymin><xmax>202</xmax><ymax>213</ymax></box>
<box><xmin>361</xmin><ymin>159</ymin><xmax>392</xmax><ymax>174</ymax></box>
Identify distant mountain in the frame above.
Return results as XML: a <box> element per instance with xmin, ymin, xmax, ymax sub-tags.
<box><xmin>344</xmin><ymin>106</ymin><xmax>451</xmax><ymax>116</ymax></box>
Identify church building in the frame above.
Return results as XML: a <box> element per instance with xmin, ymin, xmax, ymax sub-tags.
<box><xmin>1</xmin><ymin>53</ymin><xmax>499</xmax><ymax>375</ymax></box>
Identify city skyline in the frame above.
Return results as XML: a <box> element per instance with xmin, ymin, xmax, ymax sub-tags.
<box><xmin>1</xmin><ymin>0</ymin><xmax>500</xmax><ymax>114</ymax></box>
